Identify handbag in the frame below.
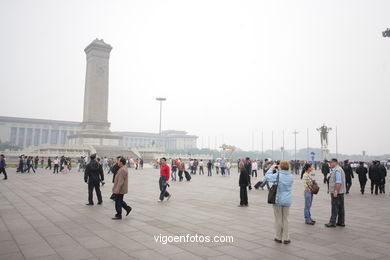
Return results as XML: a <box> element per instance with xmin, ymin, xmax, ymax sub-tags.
<box><xmin>311</xmin><ymin>180</ymin><xmax>320</xmax><ymax>195</ymax></box>
<box><xmin>267</xmin><ymin>173</ymin><xmax>279</xmax><ymax>204</ymax></box>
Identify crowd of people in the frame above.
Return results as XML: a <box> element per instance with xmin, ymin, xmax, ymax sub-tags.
<box><xmin>1</xmin><ymin>153</ymin><xmax>388</xmax><ymax>244</ymax></box>
<box><xmin>15</xmin><ymin>155</ymin><xmax>73</xmax><ymax>174</ymax></box>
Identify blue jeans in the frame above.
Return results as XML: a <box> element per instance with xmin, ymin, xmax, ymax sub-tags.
<box><xmin>304</xmin><ymin>190</ymin><xmax>313</xmax><ymax>222</ymax></box>
<box><xmin>159</xmin><ymin>176</ymin><xmax>170</xmax><ymax>201</ymax></box>
<box><xmin>171</xmin><ymin>169</ymin><xmax>177</xmax><ymax>181</ymax></box>
<box><xmin>260</xmin><ymin>180</ymin><xmax>270</xmax><ymax>189</ymax></box>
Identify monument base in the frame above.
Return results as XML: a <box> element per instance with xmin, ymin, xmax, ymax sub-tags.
<box><xmin>68</xmin><ymin>131</ymin><xmax>121</xmax><ymax>147</ymax></box>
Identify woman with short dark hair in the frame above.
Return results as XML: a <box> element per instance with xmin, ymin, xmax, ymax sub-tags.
<box><xmin>265</xmin><ymin>160</ymin><xmax>294</xmax><ymax>244</ymax></box>
<box><xmin>301</xmin><ymin>163</ymin><xmax>316</xmax><ymax>225</ymax></box>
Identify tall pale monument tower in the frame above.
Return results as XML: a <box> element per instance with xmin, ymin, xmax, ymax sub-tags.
<box><xmin>69</xmin><ymin>39</ymin><xmax>121</xmax><ymax>147</ymax></box>
<box><xmin>82</xmin><ymin>39</ymin><xmax>111</xmax><ymax>132</ymax></box>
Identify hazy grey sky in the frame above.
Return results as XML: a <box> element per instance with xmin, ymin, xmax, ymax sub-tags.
<box><xmin>1</xmin><ymin>0</ymin><xmax>389</xmax><ymax>155</ymax></box>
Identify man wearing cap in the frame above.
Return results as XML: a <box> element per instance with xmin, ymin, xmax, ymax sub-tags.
<box><xmin>325</xmin><ymin>159</ymin><xmax>346</xmax><ymax>228</ymax></box>
<box><xmin>84</xmin><ymin>154</ymin><xmax>104</xmax><ymax>205</ymax></box>
<box><xmin>158</xmin><ymin>157</ymin><xmax>171</xmax><ymax>202</ymax></box>
<box><xmin>112</xmin><ymin>157</ymin><xmax>132</xmax><ymax>220</ymax></box>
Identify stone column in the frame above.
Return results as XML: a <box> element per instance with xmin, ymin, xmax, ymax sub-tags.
<box><xmin>82</xmin><ymin>39</ymin><xmax>112</xmax><ymax>132</ymax></box>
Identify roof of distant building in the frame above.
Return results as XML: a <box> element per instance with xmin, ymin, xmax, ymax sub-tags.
<box><xmin>0</xmin><ymin>116</ymin><xmax>80</xmax><ymax>127</ymax></box>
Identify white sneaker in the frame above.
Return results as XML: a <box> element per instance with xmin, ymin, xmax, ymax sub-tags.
<box><xmin>167</xmin><ymin>195</ymin><xmax>172</xmax><ymax>201</ymax></box>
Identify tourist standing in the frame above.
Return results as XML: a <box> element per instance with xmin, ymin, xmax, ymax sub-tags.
<box><xmin>369</xmin><ymin>161</ymin><xmax>381</xmax><ymax>195</ymax></box>
<box><xmin>207</xmin><ymin>160</ymin><xmax>213</xmax><ymax>176</ymax></box>
<box><xmin>140</xmin><ymin>158</ymin><xmax>144</xmax><ymax>169</ymax></box>
<box><xmin>199</xmin><ymin>159</ymin><xmax>204</xmax><ymax>175</ymax></box>
<box><xmin>112</xmin><ymin>157</ymin><xmax>132</xmax><ymax>220</ymax></box>
<box><xmin>84</xmin><ymin>154</ymin><xmax>104</xmax><ymax>206</ymax></box>
<box><xmin>158</xmin><ymin>157</ymin><xmax>171</xmax><ymax>202</ymax></box>
<box><xmin>244</xmin><ymin>157</ymin><xmax>252</xmax><ymax>190</ymax></box>
<box><xmin>215</xmin><ymin>160</ymin><xmax>220</xmax><ymax>175</ymax></box>
<box><xmin>17</xmin><ymin>156</ymin><xmax>24</xmax><ymax>173</ymax></box>
<box><xmin>178</xmin><ymin>159</ymin><xmax>184</xmax><ymax>181</ymax></box>
<box><xmin>220</xmin><ymin>158</ymin><xmax>226</xmax><ymax>176</ymax></box>
<box><xmin>342</xmin><ymin>160</ymin><xmax>354</xmax><ymax>194</ymax></box>
<box><xmin>26</xmin><ymin>157</ymin><xmax>36</xmax><ymax>173</ymax></box>
<box><xmin>321</xmin><ymin>160</ymin><xmax>330</xmax><ymax>184</ymax></box>
<box><xmin>356</xmin><ymin>162</ymin><xmax>368</xmax><ymax>194</ymax></box>
<box><xmin>325</xmin><ymin>159</ymin><xmax>346</xmax><ymax>228</ymax></box>
<box><xmin>238</xmin><ymin>162</ymin><xmax>249</xmax><ymax>206</ymax></box>
<box><xmin>265</xmin><ymin>161</ymin><xmax>294</xmax><ymax>244</ymax></box>
<box><xmin>171</xmin><ymin>159</ymin><xmax>178</xmax><ymax>181</ymax></box>
<box><xmin>379</xmin><ymin>162</ymin><xmax>387</xmax><ymax>194</ymax></box>
<box><xmin>46</xmin><ymin>157</ymin><xmax>52</xmax><ymax>170</ymax></box>
<box><xmin>40</xmin><ymin>157</ymin><xmax>44</xmax><ymax>168</ymax></box>
<box><xmin>53</xmin><ymin>157</ymin><xmax>59</xmax><ymax>173</ymax></box>
<box><xmin>226</xmin><ymin>160</ymin><xmax>231</xmax><ymax>176</ymax></box>
<box><xmin>0</xmin><ymin>154</ymin><xmax>7</xmax><ymax>180</ymax></box>
<box><xmin>34</xmin><ymin>156</ymin><xmax>39</xmax><ymax>169</ymax></box>
<box><xmin>251</xmin><ymin>160</ymin><xmax>258</xmax><ymax>177</ymax></box>
<box><xmin>259</xmin><ymin>159</ymin><xmax>271</xmax><ymax>190</ymax></box>
<box><xmin>301</xmin><ymin>163</ymin><xmax>315</xmax><ymax>225</ymax></box>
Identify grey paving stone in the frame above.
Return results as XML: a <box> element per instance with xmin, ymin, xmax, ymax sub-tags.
<box><xmin>0</xmin><ymin>167</ymin><xmax>389</xmax><ymax>260</ymax></box>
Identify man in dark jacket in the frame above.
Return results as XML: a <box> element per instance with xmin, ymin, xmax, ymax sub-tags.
<box><xmin>17</xmin><ymin>155</ymin><xmax>24</xmax><ymax>173</ymax></box>
<box><xmin>369</xmin><ymin>161</ymin><xmax>381</xmax><ymax>195</ymax></box>
<box><xmin>110</xmin><ymin>156</ymin><xmax>121</xmax><ymax>200</ymax></box>
<box><xmin>34</xmin><ymin>156</ymin><xmax>39</xmax><ymax>169</ymax></box>
<box><xmin>46</xmin><ymin>157</ymin><xmax>52</xmax><ymax>170</ymax></box>
<box><xmin>84</xmin><ymin>154</ymin><xmax>104</xmax><ymax>205</ymax></box>
<box><xmin>342</xmin><ymin>160</ymin><xmax>354</xmax><ymax>194</ymax></box>
<box><xmin>355</xmin><ymin>162</ymin><xmax>368</xmax><ymax>194</ymax></box>
<box><xmin>0</xmin><ymin>154</ymin><xmax>7</xmax><ymax>180</ymax></box>
<box><xmin>379</xmin><ymin>163</ymin><xmax>387</xmax><ymax>194</ymax></box>
<box><xmin>239</xmin><ymin>162</ymin><xmax>249</xmax><ymax>206</ymax></box>
<box><xmin>244</xmin><ymin>157</ymin><xmax>252</xmax><ymax>190</ymax></box>
<box><xmin>321</xmin><ymin>160</ymin><xmax>330</xmax><ymax>184</ymax></box>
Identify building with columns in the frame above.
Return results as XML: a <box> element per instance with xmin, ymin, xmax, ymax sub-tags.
<box><xmin>0</xmin><ymin>116</ymin><xmax>197</xmax><ymax>151</ymax></box>
<box><xmin>0</xmin><ymin>116</ymin><xmax>79</xmax><ymax>148</ymax></box>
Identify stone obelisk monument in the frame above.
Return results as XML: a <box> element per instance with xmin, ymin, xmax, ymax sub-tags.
<box><xmin>69</xmin><ymin>39</ymin><xmax>121</xmax><ymax>147</ymax></box>
<box><xmin>82</xmin><ymin>39</ymin><xmax>111</xmax><ymax>132</ymax></box>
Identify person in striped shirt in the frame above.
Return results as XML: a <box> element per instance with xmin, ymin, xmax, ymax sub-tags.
<box><xmin>301</xmin><ymin>163</ymin><xmax>316</xmax><ymax>225</ymax></box>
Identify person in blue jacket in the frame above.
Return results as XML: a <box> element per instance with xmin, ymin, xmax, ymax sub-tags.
<box><xmin>265</xmin><ymin>160</ymin><xmax>294</xmax><ymax>244</ymax></box>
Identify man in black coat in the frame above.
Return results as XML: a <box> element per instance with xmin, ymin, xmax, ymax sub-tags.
<box><xmin>369</xmin><ymin>161</ymin><xmax>381</xmax><ymax>195</ymax></box>
<box><xmin>17</xmin><ymin>155</ymin><xmax>24</xmax><ymax>173</ymax></box>
<box><xmin>342</xmin><ymin>160</ymin><xmax>354</xmax><ymax>194</ymax></box>
<box><xmin>239</xmin><ymin>163</ymin><xmax>249</xmax><ymax>206</ymax></box>
<box><xmin>46</xmin><ymin>157</ymin><xmax>52</xmax><ymax>170</ymax></box>
<box><xmin>244</xmin><ymin>157</ymin><xmax>252</xmax><ymax>190</ymax></box>
<box><xmin>379</xmin><ymin>163</ymin><xmax>387</xmax><ymax>194</ymax></box>
<box><xmin>110</xmin><ymin>156</ymin><xmax>121</xmax><ymax>200</ymax></box>
<box><xmin>84</xmin><ymin>154</ymin><xmax>104</xmax><ymax>205</ymax></box>
<box><xmin>321</xmin><ymin>160</ymin><xmax>330</xmax><ymax>184</ymax></box>
<box><xmin>355</xmin><ymin>162</ymin><xmax>368</xmax><ymax>194</ymax></box>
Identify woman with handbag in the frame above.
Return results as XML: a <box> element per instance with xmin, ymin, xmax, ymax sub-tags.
<box><xmin>265</xmin><ymin>161</ymin><xmax>294</xmax><ymax>244</ymax></box>
<box><xmin>301</xmin><ymin>163</ymin><xmax>316</xmax><ymax>225</ymax></box>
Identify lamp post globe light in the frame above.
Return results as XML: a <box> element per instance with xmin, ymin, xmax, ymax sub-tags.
<box><xmin>156</xmin><ymin>97</ymin><xmax>166</xmax><ymax>135</ymax></box>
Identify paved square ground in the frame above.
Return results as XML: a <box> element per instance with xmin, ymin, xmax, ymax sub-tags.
<box><xmin>0</xmin><ymin>166</ymin><xmax>389</xmax><ymax>260</ymax></box>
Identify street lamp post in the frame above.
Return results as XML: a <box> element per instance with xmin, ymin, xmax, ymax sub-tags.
<box><xmin>293</xmin><ymin>130</ymin><xmax>299</xmax><ymax>162</ymax></box>
<box><xmin>156</xmin><ymin>97</ymin><xmax>166</xmax><ymax>135</ymax></box>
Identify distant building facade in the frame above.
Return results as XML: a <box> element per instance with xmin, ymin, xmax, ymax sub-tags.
<box><xmin>0</xmin><ymin>116</ymin><xmax>197</xmax><ymax>150</ymax></box>
<box><xmin>0</xmin><ymin>116</ymin><xmax>80</xmax><ymax>148</ymax></box>
<box><xmin>117</xmin><ymin>130</ymin><xmax>198</xmax><ymax>150</ymax></box>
